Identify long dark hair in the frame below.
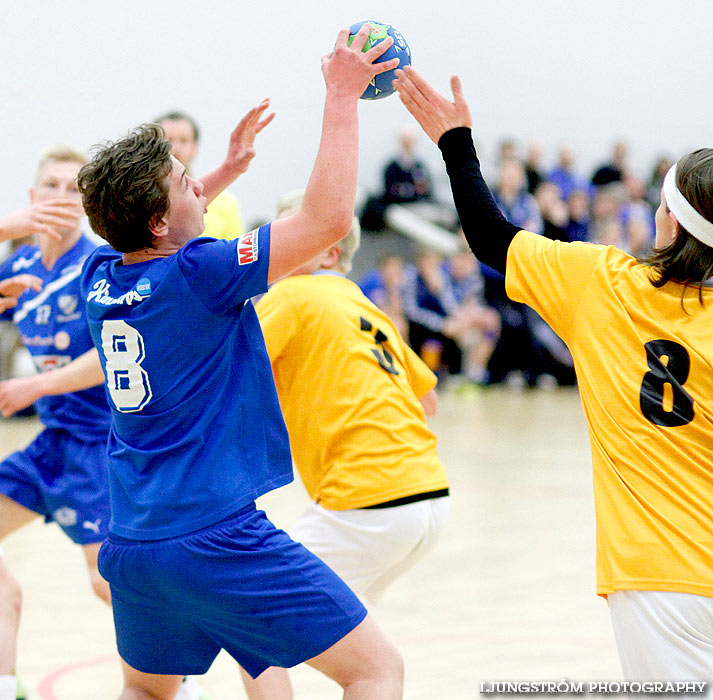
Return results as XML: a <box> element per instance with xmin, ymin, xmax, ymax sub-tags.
<box><xmin>642</xmin><ymin>149</ymin><xmax>713</xmax><ymax>304</ymax></box>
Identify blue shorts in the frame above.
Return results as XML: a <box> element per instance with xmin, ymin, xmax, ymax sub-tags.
<box><xmin>0</xmin><ymin>428</ymin><xmax>110</xmax><ymax>544</ymax></box>
<box><xmin>99</xmin><ymin>504</ymin><xmax>368</xmax><ymax>678</ymax></box>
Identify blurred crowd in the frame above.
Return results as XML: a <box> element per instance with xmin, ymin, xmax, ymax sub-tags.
<box><xmin>357</xmin><ymin>127</ymin><xmax>673</xmax><ymax>390</ymax></box>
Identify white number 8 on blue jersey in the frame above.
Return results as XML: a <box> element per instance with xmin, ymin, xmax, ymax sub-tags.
<box><xmin>100</xmin><ymin>320</ymin><xmax>153</xmax><ymax>412</ymax></box>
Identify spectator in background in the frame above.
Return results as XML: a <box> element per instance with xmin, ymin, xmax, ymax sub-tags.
<box><xmin>156</xmin><ymin>110</ymin><xmax>247</xmax><ymax>240</ymax></box>
<box><xmin>493</xmin><ymin>159</ymin><xmax>543</xmax><ymax>235</ymax></box>
<box><xmin>591</xmin><ymin>140</ymin><xmax>629</xmax><ymax>187</ymax></box>
<box><xmin>524</xmin><ymin>140</ymin><xmax>545</xmax><ymax>194</ymax></box>
<box><xmin>534</xmin><ymin>181</ymin><xmax>569</xmax><ymax>242</ymax></box>
<box><xmin>646</xmin><ymin>156</ymin><xmax>673</xmax><ymax>209</ymax></box>
<box><xmin>403</xmin><ymin>248</ymin><xmax>499</xmax><ymax>386</ymax></box>
<box><xmin>566</xmin><ymin>190</ymin><xmax>592</xmax><ymax>242</ymax></box>
<box><xmin>549</xmin><ymin>145</ymin><xmax>589</xmax><ymax>202</ymax></box>
<box><xmin>382</xmin><ymin>125</ymin><xmax>433</xmax><ymax>204</ymax></box>
<box><xmin>359</xmin><ymin>255</ymin><xmax>409</xmax><ymax>341</ymax></box>
<box><xmin>444</xmin><ymin>240</ymin><xmax>500</xmax><ymax>385</ymax></box>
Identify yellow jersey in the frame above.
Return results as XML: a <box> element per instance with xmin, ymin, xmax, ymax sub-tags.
<box><xmin>506</xmin><ymin>230</ymin><xmax>713</xmax><ymax>598</ymax></box>
<box><xmin>256</xmin><ymin>272</ymin><xmax>448</xmax><ymax>510</ymax></box>
<box><xmin>202</xmin><ymin>190</ymin><xmax>244</xmax><ymax>240</ymax></box>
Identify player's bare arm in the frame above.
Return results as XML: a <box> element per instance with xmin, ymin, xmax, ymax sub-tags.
<box><xmin>0</xmin><ymin>200</ymin><xmax>82</xmax><ymax>243</ymax></box>
<box><xmin>267</xmin><ymin>25</ymin><xmax>399</xmax><ymax>283</ymax></box>
<box><xmin>0</xmin><ymin>348</ymin><xmax>103</xmax><ymax>418</ymax></box>
<box><xmin>199</xmin><ymin>99</ymin><xmax>276</xmax><ymax>204</ymax></box>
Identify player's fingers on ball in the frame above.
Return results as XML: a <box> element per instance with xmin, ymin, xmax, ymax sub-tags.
<box><xmin>365</xmin><ymin>34</ymin><xmax>393</xmax><ymax>60</ymax></box>
<box><xmin>373</xmin><ymin>57</ymin><xmax>400</xmax><ymax>76</ymax></box>
<box><xmin>333</xmin><ymin>27</ymin><xmax>350</xmax><ymax>50</ymax></box>
<box><xmin>350</xmin><ymin>23</ymin><xmax>372</xmax><ymax>52</ymax></box>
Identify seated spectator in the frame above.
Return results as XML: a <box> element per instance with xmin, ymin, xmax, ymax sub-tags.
<box><xmin>524</xmin><ymin>140</ymin><xmax>545</xmax><ymax>194</ymax></box>
<box><xmin>444</xmin><ymin>241</ymin><xmax>501</xmax><ymax>385</ymax></box>
<box><xmin>566</xmin><ymin>189</ymin><xmax>591</xmax><ymax>242</ymax></box>
<box><xmin>382</xmin><ymin>125</ymin><xmax>433</xmax><ymax>204</ymax></box>
<box><xmin>549</xmin><ymin>145</ymin><xmax>589</xmax><ymax>201</ymax></box>
<box><xmin>403</xmin><ymin>248</ymin><xmax>500</xmax><ymax>386</ymax></box>
<box><xmin>591</xmin><ymin>140</ymin><xmax>629</xmax><ymax>187</ymax></box>
<box><xmin>358</xmin><ymin>254</ymin><xmax>408</xmax><ymax>340</ymax></box>
<box><xmin>493</xmin><ymin>159</ymin><xmax>543</xmax><ymax>235</ymax></box>
<box><xmin>534</xmin><ymin>182</ymin><xmax>569</xmax><ymax>242</ymax></box>
<box><xmin>646</xmin><ymin>155</ymin><xmax>673</xmax><ymax>208</ymax></box>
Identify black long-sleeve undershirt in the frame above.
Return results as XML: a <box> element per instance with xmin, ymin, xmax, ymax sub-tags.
<box><xmin>438</xmin><ymin>127</ymin><xmax>520</xmax><ymax>276</ymax></box>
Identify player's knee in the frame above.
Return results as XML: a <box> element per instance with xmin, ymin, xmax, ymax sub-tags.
<box><xmin>357</xmin><ymin>640</ymin><xmax>404</xmax><ymax>694</ymax></box>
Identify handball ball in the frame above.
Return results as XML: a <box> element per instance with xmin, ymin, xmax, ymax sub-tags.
<box><xmin>348</xmin><ymin>20</ymin><xmax>411</xmax><ymax>100</ymax></box>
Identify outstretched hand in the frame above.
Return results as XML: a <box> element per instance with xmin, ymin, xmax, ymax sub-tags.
<box><xmin>0</xmin><ymin>199</ymin><xmax>82</xmax><ymax>243</ymax></box>
<box><xmin>0</xmin><ymin>274</ymin><xmax>43</xmax><ymax>313</ymax></box>
<box><xmin>321</xmin><ymin>24</ymin><xmax>400</xmax><ymax>99</ymax></box>
<box><xmin>0</xmin><ymin>376</ymin><xmax>43</xmax><ymax>417</ymax></box>
<box><xmin>393</xmin><ymin>67</ymin><xmax>472</xmax><ymax>145</ymax></box>
<box><xmin>222</xmin><ymin>99</ymin><xmax>276</xmax><ymax>178</ymax></box>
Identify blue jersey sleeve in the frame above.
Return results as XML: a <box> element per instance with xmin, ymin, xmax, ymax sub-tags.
<box><xmin>177</xmin><ymin>224</ymin><xmax>271</xmax><ymax>315</ymax></box>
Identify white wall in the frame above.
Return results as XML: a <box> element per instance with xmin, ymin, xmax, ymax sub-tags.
<box><xmin>1</xmin><ymin>0</ymin><xmax>711</xmax><ymax>226</ymax></box>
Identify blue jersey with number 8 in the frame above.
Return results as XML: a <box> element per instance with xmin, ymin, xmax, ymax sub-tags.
<box><xmin>81</xmin><ymin>227</ymin><xmax>293</xmax><ymax>540</ymax></box>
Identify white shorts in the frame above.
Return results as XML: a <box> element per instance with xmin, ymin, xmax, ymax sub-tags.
<box><xmin>609</xmin><ymin>589</ymin><xmax>713</xmax><ymax>681</ymax></box>
<box><xmin>289</xmin><ymin>496</ymin><xmax>450</xmax><ymax>604</ymax></box>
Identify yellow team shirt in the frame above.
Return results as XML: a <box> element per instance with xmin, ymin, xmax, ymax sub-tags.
<box><xmin>201</xmin><ymin>190</ymin><xmax>244</xmax><ymax>240</ymax></box>
<box><xmin>255</xmin><ymin>272</ymin><xmax>448</xmax><ymax>510</ymax></box>
<box><xmin>506</xmin><ymin>230</ymin><xmax>713</xmax><ymax>598</ymax></box>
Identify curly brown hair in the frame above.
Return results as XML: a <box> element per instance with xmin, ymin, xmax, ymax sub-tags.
<box><xmin>78</xmin><ymin>124</ymin><xmax>173</xmax><ymax>253</ymax></box>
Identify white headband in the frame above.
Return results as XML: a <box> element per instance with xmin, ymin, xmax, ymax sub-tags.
<box><xmin>663</xmin><ymin>163</ymin><xmax>713</xmax><ymax>247</ymax></box>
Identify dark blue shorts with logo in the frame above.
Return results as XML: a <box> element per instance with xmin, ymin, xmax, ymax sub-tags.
<box><xmin>0</xmin><ymin>427</ymin><xmax>110</xmax><ymax>544</ymax></box>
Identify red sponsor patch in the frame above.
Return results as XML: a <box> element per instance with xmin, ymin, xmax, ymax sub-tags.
<box><xmin>238</xmin><ymin>229</ymin><xmax>259</xmax><ymax>265</ymax></box>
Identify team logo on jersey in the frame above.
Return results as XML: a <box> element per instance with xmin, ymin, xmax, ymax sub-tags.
<box><xmin>58</xmin><ymin>294</ymin><xmax>78</xmax><ymax>315</ymax></box>
<box><xmin>136</xmin><ymin>278</ymin><xmax>152</xmax><ymax>296</ymax></box>
<box><xmin>53</xmin><ymin>507</ymin><xmax>78</xmax><ymax>527</ymax></box>
<box><xmin>238</xmin><ymin>229</ymin><xmax>259</xmax><ymax>265</ymax></box>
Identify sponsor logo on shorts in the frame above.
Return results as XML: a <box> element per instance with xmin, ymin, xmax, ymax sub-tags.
<box><xmin>82</xmin><ymin>519</ymin><xmax>102</xmax><ymax>534</ymax></box>
<box><xmin>53</xmin><ymin>507</ymin><xmax>78</xmax><ymax>527</ymax></box>
<box><xmin>238</xmin><ymin>229</ymin><xmax>259</xmax><ymax>265</ymax></box>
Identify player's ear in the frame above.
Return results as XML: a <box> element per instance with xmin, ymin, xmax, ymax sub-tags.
<box><xmin>326</xmin><ymin>245</ymin><xmax>342</xmax><ymax>266</ymax></box>
<box><xmin>149</xmin><ymin>214</ymin><xmax>169</xmax><ymax>238</ymax></box>
<box><xmin>668</xmin><ymin>211</ymin><xmax>678</xmax><ymax>240</ymax></box>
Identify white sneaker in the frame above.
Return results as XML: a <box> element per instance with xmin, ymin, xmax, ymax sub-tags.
<box><xmin>174</xmin><ymin>676</ymin><xmax>213</xmax><ymax>700</ymax></box>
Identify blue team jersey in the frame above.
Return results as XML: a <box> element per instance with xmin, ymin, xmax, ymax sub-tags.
<box><xmin>80</xmin><ymin>227</ymin><xmax>293</xmax><ymax>540</ymax></box>
<box><xmin>0</xmin><ymin>235</ymin><xmax>110</xmax><ymax>440</ymax></box>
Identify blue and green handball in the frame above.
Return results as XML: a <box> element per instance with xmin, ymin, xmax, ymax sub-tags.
<box><xmin>348</xmin><ymin>20</ymin><xmax>411</xmax><ymax>100</ymax></box>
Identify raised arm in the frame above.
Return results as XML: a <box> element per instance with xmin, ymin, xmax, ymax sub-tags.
<box><xmin>0</xmin><ymin>348</ymin><xmax>103</xmax><ymax>417</ymax></box>
<box><xmin>0</xmin><ymin>200</ymin><xmax>82</xmax><ymax>243</ymax></box>
<box><xmin>394</xmin><ymin>68</ymin><xmax>520</xmax><ymax>275</ymax></box>
<box><xmin>266</xmin><ymin>25</ymin><xmax>399</xmax><ymax>283</ymax></box>
<box><xmin>199</xmin><ymin>99</ymin><xmax>275</xmax><ymax>204</ymax></box>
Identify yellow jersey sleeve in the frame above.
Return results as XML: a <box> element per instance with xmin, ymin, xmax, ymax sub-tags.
<box><xmin>505</xmin><ymin>231</ymin><xmax>607</xmax><ymax>345</ymax></box>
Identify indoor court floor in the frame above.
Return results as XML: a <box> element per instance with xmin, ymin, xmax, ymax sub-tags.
<box><xmin>0</xmin><ymin>386</ymin><xmax>625</xmax><ymax>699</ymax></box>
